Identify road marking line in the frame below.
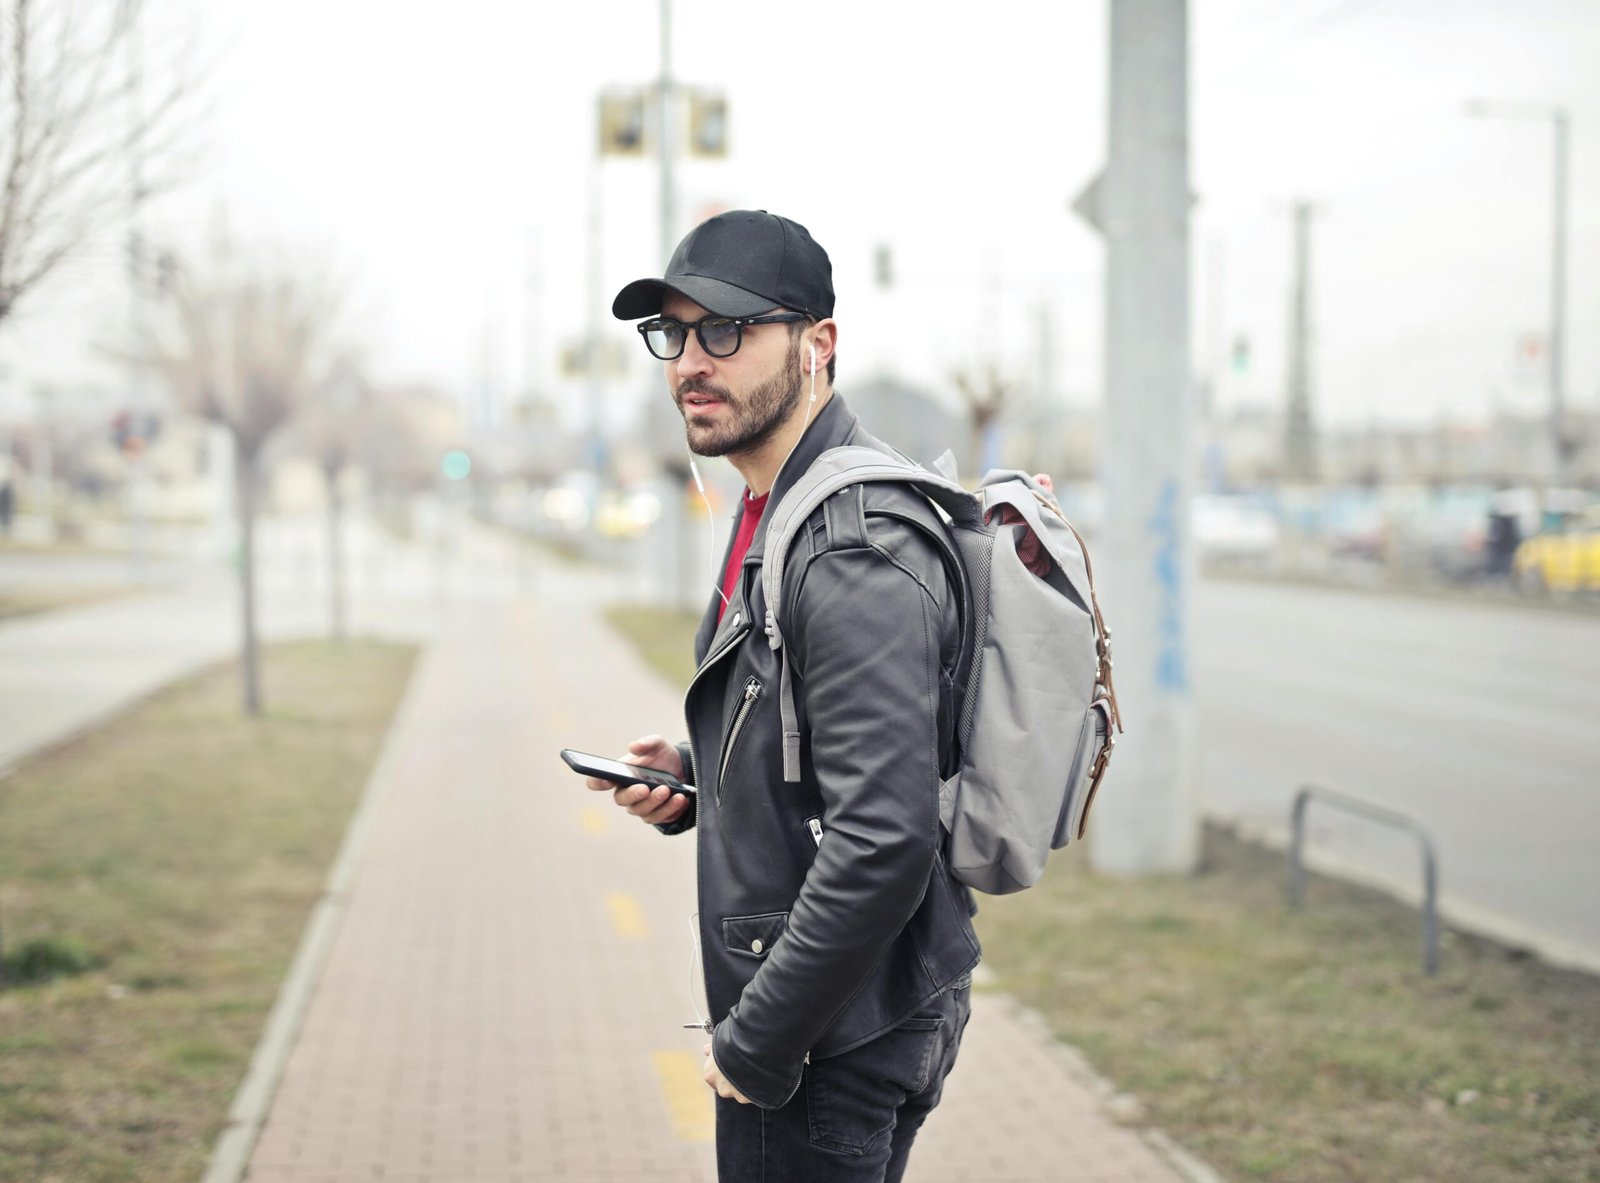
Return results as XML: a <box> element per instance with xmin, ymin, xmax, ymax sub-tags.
<box><xmin>651</xmin><ymin>1050</ymin><xmax>714</xmax><ymax>1143</ymax></box>
<box><xmin>578</xmin><ymin>805</ymin><xmax>610</xmax><ymax>835</ymax></box>
<box><xmin>606</xmin><ymin>891</ymin><xmax>648</xmax><ymax>938</ymax></box>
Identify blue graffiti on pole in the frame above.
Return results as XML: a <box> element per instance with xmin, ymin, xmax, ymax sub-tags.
<box><xmin>1148</xmin><ymin>479</ymin><xmax>1188</xmax><ymax>692</ymax></box>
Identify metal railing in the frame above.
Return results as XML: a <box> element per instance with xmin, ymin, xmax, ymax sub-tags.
<box><xmin>1289</xmin><ymin>784</ymin><xmax>1441</xmax><ymax>976</ymax></box>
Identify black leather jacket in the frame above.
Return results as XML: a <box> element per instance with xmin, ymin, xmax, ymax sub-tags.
<box><xmin>662</xmin><ymin>394</ymin><xmax>981</xmax><ymax>1110</ymax></box>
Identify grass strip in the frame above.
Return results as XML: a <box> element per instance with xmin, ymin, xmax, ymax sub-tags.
<box><xmin>603</xmin><ymin>598</ymin><xmax>1600</xmax><ymax>1183</ymax></box>
<box><xmin>605</xmin><ymin>604</ymin><xmax>701</xmax><ymax>686</ymax></box>
<box><xmin>979</xmin><ymin>827</ymin><xmax>1600</xmax><ymax>1182</ymax></box>
<box><xmin>0</xmin><ymin>639</ymin><xmax>417</xmax><ymax>1183</ymax></box>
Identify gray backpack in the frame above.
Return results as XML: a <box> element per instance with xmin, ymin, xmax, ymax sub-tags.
<box><xmin>761</xmin><ymin>446</ymin><xmax>1123</xmax><ymax>894</ymax></box>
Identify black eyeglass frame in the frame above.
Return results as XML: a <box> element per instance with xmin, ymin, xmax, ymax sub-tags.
<box><xmin>636</xmin><ymin>312</ymin><xmax>807</xmax><ymax>361</ymax></box>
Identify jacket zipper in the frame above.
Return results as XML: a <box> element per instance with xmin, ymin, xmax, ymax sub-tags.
<box><xmin>682</xmin><ymin>609</ymin><xmax>749</xmax><ymax>1034</ymax></box>
<box><xmin>806</xmin><ymin>816</ymin><xmax>824</xmax><ymax>847</ymax></box>
<box><xmin>683</xmin><ymin>610</ymin><xmax>749</xmax><ymax>800</ymax></box>
<box><xmin>717</xmin><ymin>676</ymin><xmax>764</xmax><ymax>800</ymax></box>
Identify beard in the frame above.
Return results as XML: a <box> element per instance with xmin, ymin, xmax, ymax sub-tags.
<box><xmin>675</xmin><ymin>335</ymin><xmax>804</xmax><ymax>458</ymax></box>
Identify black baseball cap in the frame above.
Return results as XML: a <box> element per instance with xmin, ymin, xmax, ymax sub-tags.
<box><xmin>611</xmin><ymin>209</ymin><xmax>834</xmax><ymax>321</ymax></box>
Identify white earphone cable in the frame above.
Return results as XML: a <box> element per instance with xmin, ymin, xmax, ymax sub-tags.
<box><xmin>771</xmin><ymin>341</ymin><xmax>820</xmax><ymax>493</ymax></box>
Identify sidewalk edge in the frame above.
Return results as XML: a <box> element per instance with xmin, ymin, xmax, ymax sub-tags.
<box><xmin>976</xmin><ymin>980</ymin><xmax>1228</xmax><ymax>1183</ymax></box>
<box><xmin>199</xmin><ymin>640</ymin><xmax>436</xmax><ymax>1183</ymax></box>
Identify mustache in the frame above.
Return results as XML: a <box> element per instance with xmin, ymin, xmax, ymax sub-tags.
<box><xmin>676</xmin><ymin>378</ymin><xmax>731</xmax><ymax>401</ymax></box>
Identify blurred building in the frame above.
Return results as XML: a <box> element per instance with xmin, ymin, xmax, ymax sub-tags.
<box><xmin>1202</xmin><ymin>406</ymin><xmax>1598</xmax><ymax>488</ymax></box>
<box><xmin>848</xmin><ymin>375</ymin><xmax>960</xmax><ymax>468</ymax></box>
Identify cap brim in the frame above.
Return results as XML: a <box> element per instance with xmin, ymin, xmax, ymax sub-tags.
<box><xmin>611</xmin><ymin>274</ymin><xmax>778</xmax><ymax>320</ymax></box>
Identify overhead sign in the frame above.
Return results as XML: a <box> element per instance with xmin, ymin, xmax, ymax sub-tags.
<box><xmin>1071</xmin><ymin>170</ymin><xmax>1108</xmax><ymax>237</ymax></box>
<box><xmin>687</xmin><ymin>89</ymin><xmax>728</xmax><ymax>157</ymax></box>
<box><xmin>598</xmin><ymin>89</ymin><xmax>649</xmax><ymax>157</ymax></box>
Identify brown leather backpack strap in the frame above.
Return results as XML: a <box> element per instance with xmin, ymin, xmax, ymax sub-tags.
<box><xmin>1044</xmin><ymin>504</ymin><xmax>1123</xmax><ymax>737</ymax></box>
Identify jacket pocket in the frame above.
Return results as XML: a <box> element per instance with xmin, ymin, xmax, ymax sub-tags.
<box><xmin>717</xmin><ymin>676</ymin><xmax>764</xmax><ymax>801</ymax></box>
<box><xmin>722</xmin><ymin>911</ymin><xmax>788</xmax><ymax>961</ymax></box>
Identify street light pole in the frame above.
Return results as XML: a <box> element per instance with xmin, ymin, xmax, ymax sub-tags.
<box><xmin>1465</xmin><ymin>100</ymin><xmax>1572</xmax><ymax>483</ymax></box>
<box><xmin>658</xmin><ymin>0</ymin><xmax>677</xmax><ymax>268</ymax></box>
<box><xmin>1551</xmin><ymin>109</ymin><xmax>1569</xmax><ymax>479</ymax></box>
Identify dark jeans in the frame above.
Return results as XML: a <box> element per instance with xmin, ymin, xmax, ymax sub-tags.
<box><xmin>715</xmin><ymin>977</ymin><xmax>972</xmax><ymax>1182</ymax></box>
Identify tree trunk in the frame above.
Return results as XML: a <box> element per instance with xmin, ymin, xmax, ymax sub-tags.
<box><xmin>235</xmin><ymin>444</ymin><xmax>262</xmax><ymax>716</ymax></box>
<box><xmin>325</xmin><ymin>462</ymin><xmax>346</xmax><ymax>641</ymax></box>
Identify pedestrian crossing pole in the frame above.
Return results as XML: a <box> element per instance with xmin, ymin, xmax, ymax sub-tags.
<box><xmin>1073</xmin><ymin>0</ymin><xmax>1200</xmax><ymax>874</ymax></box>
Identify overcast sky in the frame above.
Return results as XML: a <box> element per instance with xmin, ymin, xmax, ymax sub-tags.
<box><xmin>5</xmin><ymin>0</ymin><xmax>1598</xmax><ymax>434</ymax></box>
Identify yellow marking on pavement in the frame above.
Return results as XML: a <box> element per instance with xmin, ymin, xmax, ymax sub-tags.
<box><xmin>578</xmin><ymin>805</ymin><xmax>610</xmax><ymax>835</ymax></box>
<box><xmin>652</xmin><ymin>1050</ymin><xmax>715</xmax><ymax>1143</ymax></box>
<box><xmin>606</xmin><ymin>892</ymin><xmax>649</xmax><ymax>939</ymax></box>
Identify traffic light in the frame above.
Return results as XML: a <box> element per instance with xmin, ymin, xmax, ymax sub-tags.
<box><xmin>1229</xmin><ymin>335</ymin><xmax>1251</xmax><ymax>374</ymax></box>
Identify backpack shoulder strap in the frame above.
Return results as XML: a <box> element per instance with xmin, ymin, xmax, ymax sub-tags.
<box><xmin>761</xmin><ymin>446</ymin><xmax>980</xmax><ymax>782</ymax></box>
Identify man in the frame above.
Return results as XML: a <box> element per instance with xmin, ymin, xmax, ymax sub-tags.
<box><xmin>591</xmin><ymin>209</ymin><xmax>979</xmax><ymax>1182</ymax></box>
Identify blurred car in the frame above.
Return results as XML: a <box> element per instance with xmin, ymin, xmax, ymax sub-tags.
<box><xmin>1513</xmin><ymin>503</ymin><xmax>1600</xmax><ymax>593</ymax></box>
<box><xmin>1192</xmin><ymin>494</ymin><xmax>1279</xmax><ymax>564</ymax></box>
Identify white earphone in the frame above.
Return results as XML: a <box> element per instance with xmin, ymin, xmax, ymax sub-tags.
<box><xmin>810</xmin><ymin>342</ymin><xmax>817</xmax><ymax>374</ymax></box>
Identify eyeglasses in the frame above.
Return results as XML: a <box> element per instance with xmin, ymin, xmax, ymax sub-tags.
<box><xmin>637</xmin><ymin>312</ymin><xmax>806</xmax><ymax>361</ymax></box>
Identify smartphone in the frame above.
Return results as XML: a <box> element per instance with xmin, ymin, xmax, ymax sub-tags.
<box><xmin>560</xmin><ymin>748</ymin><xmax>693</xmax><ymax>794</ymax></box>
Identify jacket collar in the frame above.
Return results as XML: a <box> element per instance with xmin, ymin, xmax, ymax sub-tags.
<box><xmin>691</xmin><ymin>392</ymin><xmax>864</xmax><ymax>662</ymax></box>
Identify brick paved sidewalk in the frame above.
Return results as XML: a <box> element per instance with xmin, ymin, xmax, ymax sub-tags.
<box><xmin>235</xmin><ymin>567</ymin><xmax>1197</xmax><ymax>1183</ymax></box>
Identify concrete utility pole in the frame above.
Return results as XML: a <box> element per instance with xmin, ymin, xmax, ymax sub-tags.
<box><xmin>1073</xmin><ymin>0</ymin><xmax>1199</xmax><ymax>874</ymax></box>
<box><xmin>1465</xmin><ymin>101</ymin><xmax>1572</xmax><ymax>483</ymax></box>
<box><xmin>1284</xmin><ymin>201</ymin><xmax>1318</xmax><ymax>482</ymax></box>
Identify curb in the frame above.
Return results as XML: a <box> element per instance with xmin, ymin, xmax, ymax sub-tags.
<box><xmin>971</xmin><ymin>966</ymin><xmax>1229</xmax><ymax>1183</ymax></box>
<box><xmin>0</xmin><ymin>669</ymin><xmax>202</xmax><ymax>783</ymax></box>
<box><xmin>199</xmin><ymin>640</ymin><xmax>435</xmax><ymax>1183</ymax></box>
<box><xmin>1202</xmin><ymin>565</ymin><xmax>1600</xmax><ymax>620</ymax></box>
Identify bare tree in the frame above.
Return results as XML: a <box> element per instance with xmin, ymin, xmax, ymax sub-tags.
<box><xmin>358</xmin><ymin>383</ymin><xmax>460</xmax><ymax>519</ymax></box>
<box><xmin>951</xmin><ymin>360</ymin><xmax>1014</xmax><ymax>478</ymax></box>
<box><xmin>297</xmin><ymin>353</ymin><xmax>369</xmax><ymax>641</ymax></box>
<box><xmin>0</xmin><ymin>0</ymin><xmax>195</xmax><ymax>325</ymax></box>
<box><xmin>149</xmin><ymin>236</ymin><xmax>342</xmax><ymax>714</ymax></box>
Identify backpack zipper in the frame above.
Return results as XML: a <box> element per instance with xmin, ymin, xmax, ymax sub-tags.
<box><xmin>717</xmin><ymin>676</ymin><xmax>763</xmax><ymax>799</ymax></box>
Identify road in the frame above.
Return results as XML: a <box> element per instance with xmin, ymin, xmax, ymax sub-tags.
<box><xmin>5</xmin><ymin>525</ymin><xmax>1597</xmax><ymax>969</ymax></box>
<box><xmin>1194</xmin><ymin>578</ymin><xmax>1600</xmax><ymax>964</ymax></box>
<box><xmin>0</xmin><ymin>513</ymin><xmax>564</xmax><ymax>772</ymax></box>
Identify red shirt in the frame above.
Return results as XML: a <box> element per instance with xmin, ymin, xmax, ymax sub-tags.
<box><xmin>718</xmin><ymin>489</ymin><xmax>770</xmax><ymax>621</ymax></box>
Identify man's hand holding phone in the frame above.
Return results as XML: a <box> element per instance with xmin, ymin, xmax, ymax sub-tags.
<box><xmin>576</xmin><ymin>735</ymin><xmax>692</xmax><ymax>827</ymax></box>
